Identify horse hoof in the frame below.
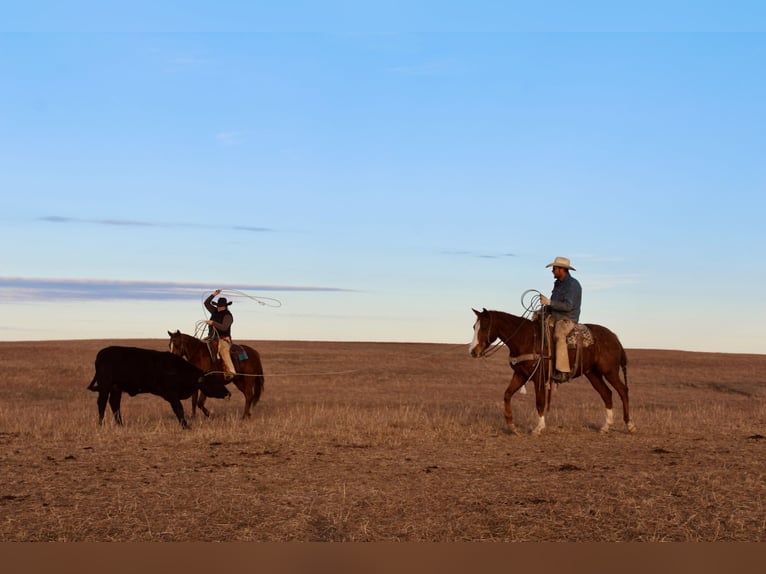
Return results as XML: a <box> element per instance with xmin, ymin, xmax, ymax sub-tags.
<box><xmin>627</xmin><ymin>422</ymin><xmax>637</xmax><ymax>433</ymax></box>
<box><xmin>599</xmin><ymin>426</ymin><xmax>611</xmax><ymax>434</ymax></box>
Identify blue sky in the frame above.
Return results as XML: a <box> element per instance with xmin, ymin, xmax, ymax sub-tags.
<box><xmin>1</xmin><ymin>2</ymin><xmax>765</xmax><ymax>353</ymax></box>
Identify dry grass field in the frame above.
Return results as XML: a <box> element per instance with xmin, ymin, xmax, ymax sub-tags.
<box><xmin>1</xmin><ymin>338</ymin><xmax>764</xmax><ymax>542</ymax></box>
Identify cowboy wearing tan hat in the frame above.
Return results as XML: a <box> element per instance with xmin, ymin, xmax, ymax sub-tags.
<box><xmin>204</xmin><ymin>289</ymin><xmax>236</xmax><ymax>381</ymax></box>
<box><xmin>539</xmin><ymin>256</ymin><xmax>582</xmax><ymax>382</ymax></box>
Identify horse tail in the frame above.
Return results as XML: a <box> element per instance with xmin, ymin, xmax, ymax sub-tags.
<box><xmin>244</xmin><ymin>347</ymin><xmax>266</xmax><ymax>403</ymax></box>
<box><xmin>253</xmin><ymin>363</ymin><xmax>265</xmax><ymax>403</ymax></box>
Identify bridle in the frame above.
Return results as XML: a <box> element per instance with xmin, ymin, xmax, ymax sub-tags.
<box><xmin>169</xmin><ymin>336</ymin><xmax>191</xmax><ymax>362</ymax></box>
<box><xmin>477</xmin><ymin>309</ymin><xmax>557</xmax><ymax>411</ymax></box>
<box><xmin>476</xmin><ymin>311</ymin><xmax>529</xmax><ymax>358</ymax></box>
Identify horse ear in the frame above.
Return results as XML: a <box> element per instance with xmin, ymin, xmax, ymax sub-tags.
<box><xmin>167</xmin><ymin>330</ymin><xmax>173</xmax><ymax>336</ymax></box>
<box><xmin>472</xmin><ymin>308</ymin><xmax>480</xmax><ymax>316</ymax></box>
<box><xmin>482</xmin><ymin>307</ymin><xmax>488</xmax><ymax>313</ymax></box>
<box><xmin>175</xmin><ymin>329</ymin><xmax>181</xmax><ymax>334</ymax></box>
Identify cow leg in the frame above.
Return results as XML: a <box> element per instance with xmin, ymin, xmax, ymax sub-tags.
<box><xmin>191</xmin><ymin>390</ymin><xmax>211</xmax><ymax>418</ymax></box>
<box><xmin>191</xmin><ymin>390</ymin><xmax>198</xmax><ymax>417</ymax></box>
<box><xmin>503</xmin><ymin>372</ymin><xmax>527</xmax><ymax>434</ymax></box>
<box><xmin>169</xmin><ymin>398</ymin><xmax>190</xmax><ymax>429</ymax></box>
<box><xmin>108</xmin><ymin>391</ymin><xmax>123</xmax><ymax>426</ymax></box>
<box><xmin>196</xmin><ymin>393</ymin><xmax>211</xmax><ymax>418</ymax></box>
<box><xmin>96</xmin><ymin>390</ymin><xmax>109</xmax><ymax>425</ymax></box>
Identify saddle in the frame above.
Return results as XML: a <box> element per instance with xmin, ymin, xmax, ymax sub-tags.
<box><xmin>542</xmin><ymin>316</ymin><xmax>594</xmax><ymax>378</ymax></box>
<box><xmin>205</xmin><ymin>340</ymin><xmax>249</xmax><ymax>363</ymax></box>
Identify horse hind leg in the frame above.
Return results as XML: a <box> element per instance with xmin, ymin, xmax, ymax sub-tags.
<box><xmin>602</xmin><ymin>407</ymin><xmax>614</xmax><ymax>434</ymax></box>
<box><xmin>585</xmin><ymin>373</ymin><xmax>614</xmax><ymax>433</ymax></box>
<box><xmin>239</xmin><ymin>379</ymin><xmax>254</xmax><ymax>419</ymax></box>
<box><xmin>603</xmin><ymin>369</ymin><xmax>636</xmax><ymax>433</ymax></box>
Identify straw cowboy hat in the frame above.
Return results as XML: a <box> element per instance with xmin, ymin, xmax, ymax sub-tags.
<box><xmin>545</xmin><ymin>256</ymin><xmax>576</xmax><ymax>271</ymax></box>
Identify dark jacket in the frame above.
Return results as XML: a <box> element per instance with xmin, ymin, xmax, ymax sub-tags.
<box><xmin>548</xmin><ymin>273</ymin><xmax>582</xmax><ymax>322</ymax></box>
<box><xmin>204</xmin><ymin>294</ymin><xmax>233</xmax><ymax>338</ymax></box>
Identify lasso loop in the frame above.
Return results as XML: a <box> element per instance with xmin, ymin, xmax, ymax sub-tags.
<box><xmin>223</xmin><ymin>289</ymin><xmax>283</xmax><ymax>308</ymax></box>
<box><xmin>193</xmin><ymin>320</ymin><xmax>210</xmax><ymax>340</ymax></box>
<box><xmin>200</xmin><ymin>289</ymin><xmax>282</xmax><ymax>313</ymax></box>
<box><xmin>521</xmin><ymin>289</ymin><xmax>545</xmax><ymax>317</ymax></box>
<box><xmin>195</xmin><ymin>289</ymin><xmax>282</xmax><ymax>332</ymax></box>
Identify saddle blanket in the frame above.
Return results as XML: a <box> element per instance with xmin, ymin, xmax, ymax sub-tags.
<box><xmin>231</xmin><ymin>344</ymin><xmax>248</xmax><ymax>361</ymax></box>
<box><xmin>567</xmin><ymin>324</ymin><xmax>594</xmax><ymax>348</ymax></box>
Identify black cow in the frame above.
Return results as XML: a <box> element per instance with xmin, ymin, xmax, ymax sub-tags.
<box><xmin>87</xmin><ymin>346</ymin><xmax>231</xmax><ymax>429</ymax></box>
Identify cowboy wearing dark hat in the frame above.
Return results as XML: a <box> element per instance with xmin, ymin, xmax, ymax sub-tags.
<box><xmin>204</xmin><ymin>289</ymin><xmax>236</xmax><ymax>381</ymax></box>
<box><xmin>539</xmin><ymin>256</ymin><xmax>582</xmax><ymax>383</ymax></box>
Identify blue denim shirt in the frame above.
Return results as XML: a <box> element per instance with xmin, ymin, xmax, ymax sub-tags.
<box><xmin>549</xmin><ymin>273</ymin><xmax>582</xmax><ymax>322</ymax></box>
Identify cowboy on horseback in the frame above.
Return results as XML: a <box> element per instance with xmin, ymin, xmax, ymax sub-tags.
<box><xmin>539</xmin><ymin>256</ymin><xmax>582</xmax><ymax>383</ymax></box>
<box><xmin>204</xmin><ymin>289</ymin><xmax>236</xmax><ymax>381</ymax></box>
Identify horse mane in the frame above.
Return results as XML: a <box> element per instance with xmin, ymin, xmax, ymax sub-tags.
<box><xmin>484</xmin><ymin>309</ymin><xmax>533</xmax><ymax>324</ymax></box>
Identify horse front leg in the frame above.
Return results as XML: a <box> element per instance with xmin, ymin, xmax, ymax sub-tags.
<box><xmin>503</xmin><ymin>372</ymin><xmax>527</xmax><ymax>434</ymax></box>
<box><xmin>531</xmin><ymin>376</ymin><xmax>547</xmax><ymax>436</ymax></box>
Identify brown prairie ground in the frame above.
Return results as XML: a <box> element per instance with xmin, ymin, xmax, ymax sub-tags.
<box><xmin>0</xmin><ymin>339</ymin><xmax>764</xmax><ymax>542</ymax></box>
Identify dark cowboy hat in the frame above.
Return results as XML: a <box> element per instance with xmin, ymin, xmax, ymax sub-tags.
<box><xmin>214</xmin><ymin>297</ymin><xmax>232</xmax><ymax>307</ymax></box>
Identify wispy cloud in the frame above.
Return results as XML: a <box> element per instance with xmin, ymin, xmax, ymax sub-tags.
<box><xmin>442</xmin><ymin>250</ymin><xmax>516</xmax><ymax>260</ymax></box>
<box><xmin>0</xmin><ymin>277</ymin><xmax>352</xmax><ymax>303</ymax></box>
<box><xmin>39</xmin><ymin>216</ymin><xmax>271</xmax><ymax>233</ymax></box>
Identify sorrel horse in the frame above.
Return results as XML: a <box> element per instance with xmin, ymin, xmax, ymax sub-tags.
<box><xmin>469</xmin><ymin>308</ymin><xmax>635</xmax><ymax>435</ymax></box>
<box><xmin>167</xmin><ymin>330</ymin><xmax>265</xmax><ymax>419</ymax></box>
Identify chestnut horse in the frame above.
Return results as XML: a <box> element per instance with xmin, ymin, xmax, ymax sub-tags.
<box><xmin>469</xmin><ymin>308</ymin><xmax>635</xmax><ymax>435</ymax></box>
<box><xmin>167</xmin><ymin>330</ymin><xmax>265</xmax><ymax>419</ymax></box>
